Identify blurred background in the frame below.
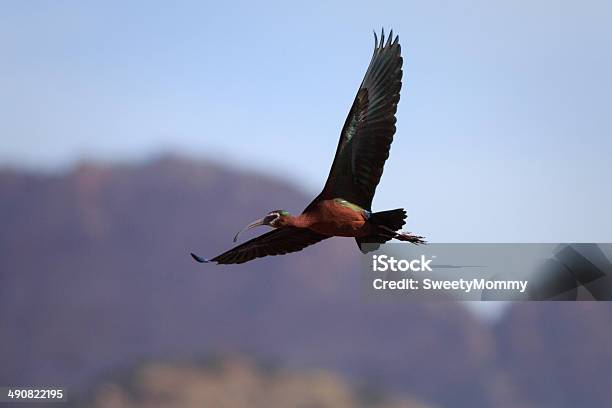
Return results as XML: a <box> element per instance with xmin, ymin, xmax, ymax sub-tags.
<box><xmin>1</xmin><ymin>1</ymin><xmax>611</xmax><ymax>407</ymax></box>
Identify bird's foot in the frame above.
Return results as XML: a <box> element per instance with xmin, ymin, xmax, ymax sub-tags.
<box><xmin>378</xmin><ymin>225</ymin><xmax>427</xmax><ymax>244</ymax></box>
<box><xmin>396</xmin><ymin>232</ymin><xmax>427</xmax><ymax>245</ymax></box>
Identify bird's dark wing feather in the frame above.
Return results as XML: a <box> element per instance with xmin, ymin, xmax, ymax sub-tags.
<box><xmin>306</xmin><ymin>29</ymin><xmax>402</xmax><ymax>211</ymax></box>
<box><xmin>202</xmin><ymin>228</ymin><xmax>329</xmax><ymax>265</ymax></box>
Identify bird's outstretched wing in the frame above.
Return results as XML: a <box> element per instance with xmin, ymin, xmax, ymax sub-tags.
<box><xmin>191</xmin><ymin>228</ymin><xmax>329</xmax><ymax>265</ymax></box>
<box><xmin>307</xmin><ymin>29</ymin><xmax>402</xmax><ymax>211</ymax></box>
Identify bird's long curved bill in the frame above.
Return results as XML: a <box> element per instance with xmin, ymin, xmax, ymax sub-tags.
<box><xmin>233</xmin><ymin>217</ymin><xmax>265</xmax><ymax>242</ymax></box>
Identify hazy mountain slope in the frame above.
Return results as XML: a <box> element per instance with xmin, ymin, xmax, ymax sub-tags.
<box><xmin>2</xmin><ymin>157</ymin><xmax>611</xmax><ymax>407</ymax></box>
<box><xmin>494</xmin><ymin>303</ymin><xmax>612</xmax><ymax>408</ymax></box>
<box><xmin>83</xmin><ymin>357</ymin><xmax>432</xmax><ymax>408</ymax></box>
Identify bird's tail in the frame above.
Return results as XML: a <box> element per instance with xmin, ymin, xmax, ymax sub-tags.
<box><xmin>356</xmin><ymin>208</ymin><xmax>426</xmax><ymax>253</ymax></box>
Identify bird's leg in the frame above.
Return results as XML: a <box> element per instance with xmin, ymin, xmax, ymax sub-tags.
<box><xmin>379</xmin><ymin>225</ymin><xmax>397</xmax><ymax>234</ymax></box>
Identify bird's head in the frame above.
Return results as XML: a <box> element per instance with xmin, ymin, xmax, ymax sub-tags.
<box><xmin>233</xmin><ymin>210</ymin><xmax>291</xmax><ymax>242</ymax></box>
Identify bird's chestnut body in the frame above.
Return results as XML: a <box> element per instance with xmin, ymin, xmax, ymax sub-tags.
<box><xmin>286</xmin><ymin>199</ymin><xmax>374</xmax><ymax>237</ymax></box>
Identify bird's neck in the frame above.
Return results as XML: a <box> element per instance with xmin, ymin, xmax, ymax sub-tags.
<box><xmin>285</xmin><ymin>213</ymin><xmax>313</xmax><ymax>229</ymax></box>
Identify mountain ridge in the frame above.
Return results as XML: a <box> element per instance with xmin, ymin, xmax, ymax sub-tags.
<box><xmin>1</xmin><ymin>156</ymin><xmax>610</xmax><ymax>408</ymax></box>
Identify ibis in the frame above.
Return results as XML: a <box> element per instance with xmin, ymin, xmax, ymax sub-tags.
<box><xmin>192</xmin><ymin>29</ymin><xmax>425</xmax><ymax>265</ymax></box>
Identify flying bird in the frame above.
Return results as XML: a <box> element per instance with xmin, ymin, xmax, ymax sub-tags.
<box><xmin>192</xmin><ymin>29</ymin><xmax>425</xmax><ymax>265</ymax></box>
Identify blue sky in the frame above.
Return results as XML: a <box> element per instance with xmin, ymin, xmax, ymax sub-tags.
<box><xmin>1</xmin><ymin>0</ymin><xmax>611</xmax><ymax>243</ymax></box>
